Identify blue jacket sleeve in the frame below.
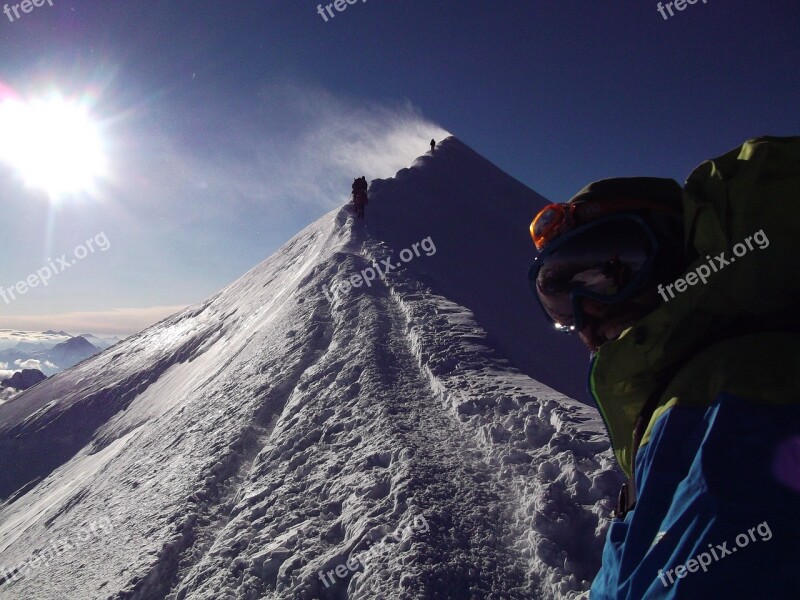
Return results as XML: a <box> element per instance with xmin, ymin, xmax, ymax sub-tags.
<box><xmin>591</xmin><ymin>392</ymin><xmax>800</xmax><ymax>599</ymax></box>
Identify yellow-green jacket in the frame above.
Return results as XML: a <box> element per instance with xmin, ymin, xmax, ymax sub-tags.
<box><xmin>589</xmin><ymin>136</ymin><xmax>800</xmax><ymax>598</ymax></box>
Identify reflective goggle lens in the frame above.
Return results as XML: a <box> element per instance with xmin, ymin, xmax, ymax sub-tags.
<box><xmin>531</xmin><ymin>203</ymin><xmax>568</xmax><ymax>250</ymax></box>
<box><xmin>530</xmin><ymin>216</ymin><xmax>657</xmax><ymax>331</ymax></box>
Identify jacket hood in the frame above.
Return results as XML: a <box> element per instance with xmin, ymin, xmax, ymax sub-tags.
<box><xmin>590</xmin><ymin>136</ymin><xmax>800</xmax><ymax>476</ymax></box>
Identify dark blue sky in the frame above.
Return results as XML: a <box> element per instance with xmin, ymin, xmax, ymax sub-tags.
<box><xmin>0</xmin><ymin>1</ymin><xmax>797</xmax><ymax>333</ymax></box>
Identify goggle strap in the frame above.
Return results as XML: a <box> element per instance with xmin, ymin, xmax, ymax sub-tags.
<box><xmin>531</xmin><ymin>197</ymin><xmax>680</xmax><ymax>250</ymax></box>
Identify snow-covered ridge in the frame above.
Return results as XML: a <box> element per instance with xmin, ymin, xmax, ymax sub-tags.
<box><xmin>365</xmin><ymin>245</ymin><xmax>620</xmax><ymax>597</ymax></box>
<box><xmin>0</xmin><ymin>137</ymin><xmax>621</xmax><ymax>599</ymax></box>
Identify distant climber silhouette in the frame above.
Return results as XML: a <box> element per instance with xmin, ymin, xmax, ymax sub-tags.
<box><xmin>352</xmin><ymin>176</ymin><xmax>368</xmax><ymax>218</ymax></box>
<box><xmin>430</xmin><ymin>139</ymin><xmax>436</xmax><ymax>153</ymax></box>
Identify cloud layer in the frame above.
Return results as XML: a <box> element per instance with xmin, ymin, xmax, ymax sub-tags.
<box><xmin>0</xmin><ymin>305</ymin><xmax>186</xmax><ymax>336</ymax></box>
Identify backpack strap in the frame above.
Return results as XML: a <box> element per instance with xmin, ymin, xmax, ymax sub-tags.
<box><xmin>613</xmin><ymin>380</ymin><xmax>667</xmax><ymax>519</ymax></box>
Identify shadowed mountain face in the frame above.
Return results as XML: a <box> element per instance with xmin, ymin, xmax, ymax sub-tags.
<box><xmin>366</xmin><ymin>136</ymin><xmax>592</xmax><ymax>402</ymax></box>
<box><xmin>0</xmin><ymin>137</ymin><xmax>620</xmax><ymax>600</ymax></box>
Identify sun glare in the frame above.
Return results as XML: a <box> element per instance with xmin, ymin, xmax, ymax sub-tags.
<box><xmin>0</xmin><ymin>93</ymin><xmax>107</xmax><ymax>199</ymax></box>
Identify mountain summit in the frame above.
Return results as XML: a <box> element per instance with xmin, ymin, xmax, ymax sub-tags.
<box><xmin>0</xmin><ymin>136</ymin><xmax>621</xmax><ymax>599</ymax></box>
<box><xmin>45</xmin><ymin>335</ymin><xmax>101</xmax><ymax>369</ymax></box>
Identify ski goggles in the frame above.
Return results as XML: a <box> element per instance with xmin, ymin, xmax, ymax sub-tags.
<box><xmin>528</xmin><ymin>215</ymin><xmax>659</xmax><ymax>332</ymax></box>
<box><xmin>530</xmin><ymin>198</ymin><xmax>676</xmax><ymax>251</ymax></box>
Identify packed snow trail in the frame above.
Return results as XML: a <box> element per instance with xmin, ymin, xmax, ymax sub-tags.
<box><xmin>0</xmin><ymin>137</ymin><xmax>621</xmax><ymax>599</ymax></box>
<box><xmin>167</xmin><ymin>224</ymin><xmax>533</xmax><ymax>599</ymax></box>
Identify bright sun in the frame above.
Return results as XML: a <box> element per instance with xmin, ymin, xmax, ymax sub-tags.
<box><xmin>0</xmin><ymin>93</ymin><xmax>107</xmax><ymax>199</ymax></box>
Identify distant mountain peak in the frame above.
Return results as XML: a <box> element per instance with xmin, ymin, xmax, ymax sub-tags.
<box><xmin>58</xmin><ymin>336</ymin><xmax>97</xmax><ymax>350</ymax></box>
<box><xmin>1</xmin><ymin>368</ymin><xmax>46</xmax><ymax>391</ymax></box>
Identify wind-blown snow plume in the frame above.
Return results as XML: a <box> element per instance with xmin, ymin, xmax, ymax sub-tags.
<box><xmin>119</xmin><ymin>83</ymin><xmax>448</xmax><ymax>219</ymax></box>
<box><xmin>223</xmin><ymin>83</ymin><xmax>450</xmax><ymax>211</ymax></box>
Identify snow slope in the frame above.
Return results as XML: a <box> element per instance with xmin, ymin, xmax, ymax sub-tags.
<box><xmin>0</xmin><ymin>137</ymin><xmax>622</xmax><ymax>600</ymax></box>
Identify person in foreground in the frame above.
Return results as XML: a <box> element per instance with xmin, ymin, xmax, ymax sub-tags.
<box><xmin>527</xmin><ymin>136</ymin><xmax>800</xmax><ymax>598</ymax></box>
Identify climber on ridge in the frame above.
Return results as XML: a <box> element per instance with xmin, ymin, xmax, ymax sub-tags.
<box><xmin>351</xmin><ymin>176</ymin><xmax>368</xmax><ymax>218</ymax></box>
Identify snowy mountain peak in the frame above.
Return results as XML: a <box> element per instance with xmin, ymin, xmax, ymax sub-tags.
<box><xmin>0</xmin><ymin>137</ymin><xmax>620</xmax><ymax>599</ymax></box>
<box><xmin>55</xmin><ymin>335</ymin><xmax>94</xmax><ymax>350</ymax></box>
<box><xmin>366</xmin><ymin>135</ymin><xmax>590</xmax><ymax>401</ymax></box>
